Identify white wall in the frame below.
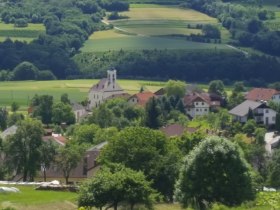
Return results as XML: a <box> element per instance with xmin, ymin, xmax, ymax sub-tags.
<box><xmin>272</xmin><ymin>94</ymin><xmax>280</xmax><ymax>103</ymax></box>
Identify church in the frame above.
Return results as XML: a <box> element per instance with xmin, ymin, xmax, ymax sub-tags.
<box><xmin>88</xmin><ymin>69</ymin><xmax>125</xmax><ymax>109</ymax></box>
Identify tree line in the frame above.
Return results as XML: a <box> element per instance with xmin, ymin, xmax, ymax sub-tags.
<box><xmin>75</xmin><ymin>49</ymin><xmax>280</xmax><ymax>85</ymax></box>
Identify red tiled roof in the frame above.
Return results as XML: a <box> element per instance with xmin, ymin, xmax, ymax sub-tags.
<box><xmin>131</xmin><ymin>91</ymin><xmax>156</xmax><ymax>106</ymax></box>
<box><xmin>160</xmin><ymin>124</ymin><xmax>198</xmax><ymax>137</ymax></box>
<box><xmin>42</xmin><ymin>135</ymin><xmax>67</xmax><ymax>146</ymax></box>
<box><xmin>160</xmin><ymin>124</ymin><xmax>185</xmax><ymax>137</ymax></box>
<box><xmin>184</xmin><ymin>92</ymin><xmax>211</xmax><ymax>107</ymax></box>
<box><xmin>245</xmin><ymin>88</ymin><xmax>279</xmax><ymax>101</ymax></box>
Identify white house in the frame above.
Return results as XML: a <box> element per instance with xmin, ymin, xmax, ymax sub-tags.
<box><xmin>229</xmin><ymin>100</ymin><xmax>276</xmax><ymax>125</ymax></box>
<box><xmin>88</xmin><ymin>69</ymin><xmax>125</xmax><ymax>109</ymax></box>
<box><xmin>183</xmin><ymin>92</ymin><xmax>221</xmax><ymax>118</ymax></box>
<box><xmin>272</xmin><ymin>92</ymin><xmax>280</xmax><ymax>103</ymax></box>
<box><xmin>71</xmin><ymin>102</ymin><xmax>87</xmax><ymax>123</ymax></box>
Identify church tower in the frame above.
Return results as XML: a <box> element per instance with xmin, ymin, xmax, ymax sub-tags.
<box><xmin>107</xmin><ymin>69</ymin><xmax>116</xmax><ymax>87</ymax></box>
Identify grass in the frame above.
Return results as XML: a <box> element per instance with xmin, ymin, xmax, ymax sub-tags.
<box><xmin>0</xmin><ymin>185</ymin><xmax>77</xmax><ymax>210</ymax></box>
<box><xmin>82</xmin><ymin>4</ymin><xmax>230</xmax><ymax>52</ymax></box>
<box><xmin>0</xmin><ymin>79</ymin><xmax>166</xmax><ymax>110</ymax></box>
<box><xmin>0</xmin><ymin>23</ymin><xmax>45</xmax><ymax>43</ymax></box>
<box><xmin>82</xmin><ymin>36</ymin><xmax>230</xmax><ymax>52</ymax></box>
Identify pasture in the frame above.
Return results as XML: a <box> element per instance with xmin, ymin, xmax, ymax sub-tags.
<box><xmin>0</xmin><ymin>23</ymin><xmax>45</xmax><ymax>42</ymax></box>
<box><xmin>0</xmin><ymin>79</ymin><xmax>166</xmax><ymax>110</ymax></box>
<box><xmin>82</xmin><ymin>4</ymin><xmax>231</xmax><ymax>52</ymax></box>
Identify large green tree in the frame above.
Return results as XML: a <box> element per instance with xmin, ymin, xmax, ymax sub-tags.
<box><xmin>31</xmin><ymin>94</ymin><xmax>53</xmax><ymax>125</ymax></box>
<box><xmin>78</xmin><ymin>164</ymin><xmax>154</xmax><ymax>210</ymax></box>
<box><xmin>56</xmin><ymin>142</ymin><xmax>85</xmax><ymax>184</ymax></box>
<box><xmin>5</xmin><ymin>118</ymin><xmax>44</xmax><ymax>181</ymax></box>
<box><xmin>267</xmin><ymin>149</ymin><xmax>280</xmax><ymax>188</ymax></box>
<box><xmin>145</xmin><ymin>97</ymin><xmax>162</xmax><ymax>129</ymax></box>
<box><xmin>52</xmin><ymin>102</ymin><xmax>75</xmax><ymax>125</ymax></box>
<box><xmin>208</xmin><ymin>80</ymin><xmax>226</xmax><ymax>98</ymax></box>
<box><xmin>99</xmin><ymin>127</ymin><xmax>182</xmax><ymax>201</ymax></box>
<box><xmin>175</xmin><ymin>136</ymin><xmax>255</xmax><ymax>209</ymax></box>
<box><xmin>165</xmin><ymin>80</ymin><xmax>186</xmax><ymax>98</ymax></box>
<box><xmin>13</xmin><ymin>61</ymin><xmax>38</xmax><ymax>80</ymax></box>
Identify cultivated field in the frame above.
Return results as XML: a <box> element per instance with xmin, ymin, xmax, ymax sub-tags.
<box><xmin>82</xmin><ymin>4</ymin><xmax>231</xmax><ymax>52</ymax></box>
<box><xmin>0</xmin><ymin>22</ymin><xmax>45</xmax><ymax>42</ymax></box>
<box><xmin>0</xmin><ymin>79</ymin><xmax>166</xmax><ymax>110</ymax></box>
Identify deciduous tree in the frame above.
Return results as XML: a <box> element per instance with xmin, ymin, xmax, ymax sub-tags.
<box><xmin>175</xmin><ymin>136</ymin><xmax>255</xmax><ymax>209</ymax></box>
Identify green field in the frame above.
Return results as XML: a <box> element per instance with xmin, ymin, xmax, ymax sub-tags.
<box><xmin>0</xmin><ymin>185</ymin><xmax>276</xmax><ymax>210</ymax></box>
<box><xmin>0</xmin><ymin>23</ymin><xmax>45</xmax><ymax>42</ymax></box>
<box><xmin>82</xmin><ymin>4</ymin><xmax>231</xmax><ymax>52</ymax></box>
<box><xmin>0</xmin><ymin>80</ymin><xmax>166</xmax><ymax>110</ymax></box>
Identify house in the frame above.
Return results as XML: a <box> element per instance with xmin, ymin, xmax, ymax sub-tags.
<box><xmin>160</xmin><ymin>124</ymin><xmax>198</xmax><ymax>137</ymax></box>
<box><xmin>183</xmin><ymin>92</ymin><xmax>221</xmax><ymax>118</ymax></box>
<box><xmin>71</xmin><ymin>102</ymin><xmax>87</xmax><ymax>122</ymax></box>
<box><xmin>229</xmin><ymin>100</ymin><xmax>276</xmax><ymax>125</ymax></box>
<box><xmin>88</xmin><ymin>69</ymin><xmax>125</xmax><ymax>109</ymax></box>
<box><xmin>154</xmin><ymin>88</ymin><xmax>165</xmax><ymax>97</ymax></box>
<box><xmin>272</xmin><ymin>92</ymin><xmax>280</xmax><ymax>103</ymax></box>
<box><xmin>38</xmin><ymin>141</ymin><xmax>107</xmax><ymax>183</ymax></box>
<box><xmin>128</xmin><ymin>91</ymin><xmax>156</xmax><ymax>107</ymax></box>
<box><xmin>245</xmin><ymin>88</ymin><xmax>279</xmax><ymax>102</ymax></box>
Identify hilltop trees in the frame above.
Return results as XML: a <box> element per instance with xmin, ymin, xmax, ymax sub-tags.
<box><xmin>175</xmin><ymin>136</ymin><xmax>255</xmax><ymax>209</ymax></box>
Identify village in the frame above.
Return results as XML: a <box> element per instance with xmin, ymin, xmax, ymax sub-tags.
<box><xmin>0</xmin><ymin>69</ymin><xmax>279</xmax><ymax>186</ymax></box>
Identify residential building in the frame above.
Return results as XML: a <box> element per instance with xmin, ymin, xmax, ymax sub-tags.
<box><xmin>71</xmin><ymin>102</ymin><xmax>87</xmax><ymax>122</ymax></box>
<box><xmin>229</xmin><ymin>100</ymin><xmax>276</xmax><ymax>125</ymax></box>
<box><xmin>88</xmin><ymin>69</ymin><xmax>125</xmax><ymax>109</ymax></box>
<box><xmin>128</xmin><ymin>91</ymin><xmax>156</xmax><ymax>107</ymax></box>
<box><xmin>183</xmin><ymin>92</ymin><xmax>221</xmax><ymax>118</ymax></box>
<box><xmin>245</xmin><ymin>88</ymin><xmax>279</xmax><ymax>102</ymax></box>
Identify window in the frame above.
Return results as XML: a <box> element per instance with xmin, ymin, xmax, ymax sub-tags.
<box><xmin>266</xmin><ymin>109</ymin><xmax>269</xmax><ymax>113</ymax></box>
<box><xmin>205</xmin><ymin>109</ymin><xmax>207</xmax><ymax>111</ymax></box>
<box><xmin>196</xmin><ymin>109</ymin><xmax>199</xmax><ymax>112</ymax></box>
<box><xmin>83</xmin><ymin>157</ymin><xmax>88</xmax><ymax>176</ymax></box>
<box><xmin>188</xmin><ymin>108</ymin><xmax>191</xmax><ymax>111</ymax></box>
<box><xmin>196</xmin><ymin>102</ymin><xmax>199</xmax><ymax>106</ymax></box>
<box><xmin>202</xmin><ymin>102</ymin><xmax>204</xmax><ymax>105</ymax></box>
<box><xmin>273</xmin><ymin>116</ymin><xmax>276</xmax><ymax>121</ymax></box>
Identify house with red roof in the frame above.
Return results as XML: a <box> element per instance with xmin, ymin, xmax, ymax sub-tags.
<box><xmin>183</xmin><ymin>92</ymin><xmax>221</xmax><ymax>118</ymax></box>
<box><xmin>245</xmin><ymin>88</ymin><xmax>280</xmax><ymax>102</ymax></box>
<box><xmin>128</xmin><ymin>91</ymin><xmax>156</xmax><ymax>107</ymax></box>
<box><xmin>88</xmin><ymin>69</ymin><xmax>126</xmax><ymax>109</ymax></box>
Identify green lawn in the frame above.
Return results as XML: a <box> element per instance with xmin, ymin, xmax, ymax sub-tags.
<box><xmin>0</xmin><ymin>185</ymin><xmax>77</xmax><ymax>210</ymax></box>
<box><xmin>0</xmin><ymin>80</ymin><xmax>166</xmax><ymax>110</ymax></box>
<box><xmin>0</xmin><ymin>23</ymin><xmax>45</xmax><ymax>43</ymax></box>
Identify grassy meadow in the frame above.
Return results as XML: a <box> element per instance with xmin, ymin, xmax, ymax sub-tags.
<box><xmin>0</xmin><ymin>79</ymin><xmax>166</xmax><ymax>110</ymax></box>
<box><xmin>0</xmin><ymin>23</ymin><xmax>45</xmax><ymax>42</ymax></box>
<box><xmin>82</xmin><ymin>4</ymin><xmax>231</xmax><ymax>52</ymax></box>
<box><xmin>0</xmin><ymin>185</ymin><xmax>276</xmax><ymax>210</ymax></box>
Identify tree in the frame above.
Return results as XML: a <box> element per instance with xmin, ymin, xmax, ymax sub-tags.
<box><xmin>78</xmin><ymin>164</ymin><xmax>154</xmax><ymax>210</ymax></box>
<box><xmin>275</xmin><ymin>113</ymin><xmax>280</xmax><ymax>132</ymax></box>
<box><xmin>202</xmin><ymin>24</ymin><xmax>221</xmax><ymax>39</ymax></box>
<box><xmin>175</xmin><ymin>136</ymin><xmax>255</xmax><ymax>209</ymax></box>
<box><xmin>31</xmin><ymin>95</ymin><xmax>53</xmax><ymax>125</ymax></box>
<box><xmin>145</xmin><ymin>97</ymin><xmax>162</xmax><ymax>129</ymax></box>
<box><xmin>11</xmin><ymin>102</ymin><xmax>19</xmax><ymax>112</ymax></box>
<box><xmin>5</xmin><ymin>119</ymin><xmax>44</xmax><ymax>181</ymax></box>
<box><xmin>40</xmin><ymin>140</ymin><xmax>57</xmax><ymax>181</ymax></box>
<box><xmin>0</xmin><ymin>107</ymin><xmax>8</xmax><ymax>131</ymax></box>
<box><xmin>165</xmin><ymin>80</ymin><xmax>186</xmax><ymax>98</ymax></box>
<box><xmin>72</xmin><ymin>124</ymin><xmax>101</xmax><ymax>145</ymax></box>
<box><xmin>56</xmin><ymin>142</ymin><xmax>85</xmax><ymax>184</ymax></box>
<box><xmin>208</xmin><ymin>80</ymin><xmax>226</xmax><ymax>97</ymax></box>
<box><xmin>99</xmin><ymin>127</ymin><xmax>182</xmax><ymax>201</ymax></box>
<box><xmin>13</xmin><ymin>61</ymin><xmax>38</xmax><ymax>80</ymax></box>
<box><xmin>52</xmin><ymin>102</ymin><xmax>75</xmax><ymax>125</ymax></box>
<box><xmin>267</xmin><ymin>149</ymin><xmax>280</xmax><ymax>188</ymax></box>
<box><xmin>60</xmin><ymin>93</ymin><xmax>70</xmax><ymax>104</ymax></box>
<box><xmin>243</xmin><ymin>119</ymin><xmax>257</xmax><ymax>136</ymax></box>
